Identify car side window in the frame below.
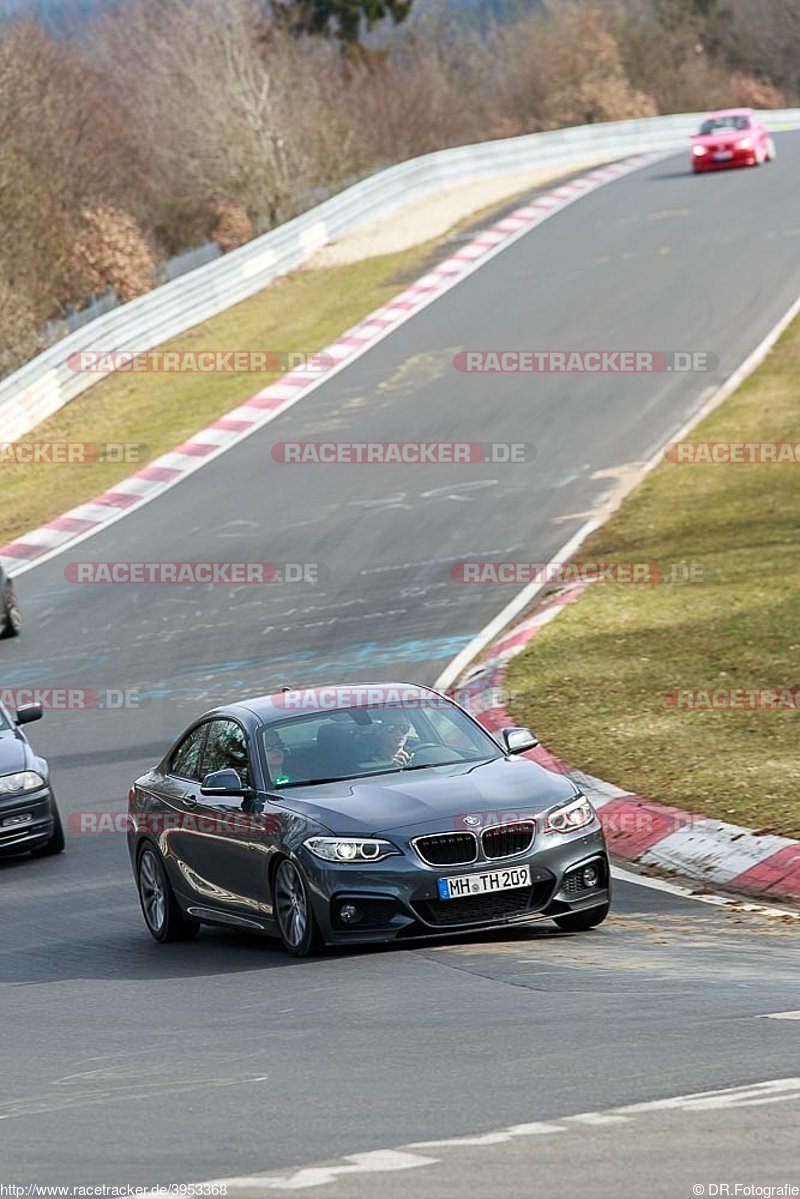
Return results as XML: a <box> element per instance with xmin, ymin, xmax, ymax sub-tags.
<box><xmin>201</xmin><ymin>719</ymin><xmax>251</xmax><ymax>788</ymax></box>
<box><xmin>169</xmin><ymin>725</ymin><xmax>208</xmax><ymax>781</ymax></box>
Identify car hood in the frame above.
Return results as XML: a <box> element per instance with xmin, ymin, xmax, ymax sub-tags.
<box><xmin>0</xmin><ymin>729</ymin><xmax>35</xmax><ymax>776</ymax></box>
<box><xmin>270</xmin><ymin>755</ymin><xmax>578</xmax><ymax>836</ymax></box>
<box><xmin>692</xmin><ymin>132</ymin><xmax>750</xmax><ymax>147</ymax></box>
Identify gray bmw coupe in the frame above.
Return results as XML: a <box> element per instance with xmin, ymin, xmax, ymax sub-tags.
<box><xmin>128</xmin><ymin>684</ymin><xmax>610</xmax><ymax>955</ymax></box>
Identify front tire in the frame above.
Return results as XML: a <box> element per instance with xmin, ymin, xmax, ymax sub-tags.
<box><xmin>0</xmin><ymin>581</ymin><xmax>21</xmax><ymax>638</ymax></box>
<box><xmin>553</xmin><ymin>901</ymin><xmax>610</xmax><ymax>932</ymax></box>
<box><xmin>273</xmin><ymin>858</ymin><xmax>323</xmax><ymax>957</ymax></box>
<box><xmin>136</xmin><ymin>845</ymin><xmax>199</xmax><ymax>943</ymax></box>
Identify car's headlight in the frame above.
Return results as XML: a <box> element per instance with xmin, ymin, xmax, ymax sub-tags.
<box><xmin>0</xmin><ymin>770</ymin><xmax>46</xmax><ymax>795</ymax></box>
<box><xmin>544</xmin><ymin>794</ymin><xmax>596</xmax><ymax>834</ymax></box>
<box><xmin>692</xmin><ymin>145</ymin><xmax>708</xmax><ymax>155</ymax></box>
<box><xmin>304</xmin><ymin>836</ymin><xmax>400</xmax><ymax>863</ymax></box>
<box><xmin>738</xmin><ymin>137</ymin><xmax>753</xmax><ymax>149</ymax></box>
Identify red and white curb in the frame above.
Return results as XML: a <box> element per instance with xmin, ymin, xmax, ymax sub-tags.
<box><xmin>0</xmin><ymin>153</ymin><xmax>664</xmax><ymax>576</ymax></box>
<box><xmin>455</xmin><ymin>585</ymin><xmax>800</xmax><ymax>904</ymax></box>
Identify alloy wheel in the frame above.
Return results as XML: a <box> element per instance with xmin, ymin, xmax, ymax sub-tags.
<box><xmin>275</xmin><ymin>860</ymin><xmax>308</xmax><ymax>949</ymax></box>
<box><xmin>139</xmin><ymin>848</ymin><xmax>167</xmax><ymax>934</ymax></box>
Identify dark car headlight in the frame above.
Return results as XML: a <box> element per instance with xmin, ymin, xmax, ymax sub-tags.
<box><xmin>0</xmin><ymin>770</ymin><xmax>46</xmax><ymax>796</ymax></box>
<box><xmin>304</xmin><ymin>836</ymin><xmax>400</xmax><ymax>864</ymax></box>
<box><xmin>543</xmin><ymin>794</ymin><xmax>596</xmax><ymax>834</ymax></box>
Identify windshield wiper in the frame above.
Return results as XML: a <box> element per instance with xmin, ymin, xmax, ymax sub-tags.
<box><xmin>401</xmin><ymin>756</ymin><xmax>495</xmax><ymax>772</ymax></box>
<box><xmin>272</xmin><ymin>767</ymin><xmax>404</xmax><ymax>789</ymax></box>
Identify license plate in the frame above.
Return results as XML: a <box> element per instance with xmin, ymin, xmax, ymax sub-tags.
<box><xmin>713</xmin><ymin>150</ymin><xmax>733</xmax><ymax>160</ymax></box>
<box><xmin>438</xmin><ymin>864</ymin><xmax>531</xmax><ymax>900</ymax></box>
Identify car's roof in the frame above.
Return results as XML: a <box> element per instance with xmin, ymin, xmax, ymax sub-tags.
<box><xmin>702</xmin><ymin>107</ymin><xmax>753</xmax><ymax>119</ymax></box>
<box><xmin>209</xmin><ymin>682</ymin><xmax>448</xmax><ymax>725</ymax></box>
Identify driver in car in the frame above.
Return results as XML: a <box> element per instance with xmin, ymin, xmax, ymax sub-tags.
<box><xmin>264</xmin><ymin>729</ymin><xmax>291</xmax><ymax>786</ymax></box>
<box><xmin>370</xmin><ymin>712</ymin><xmax>413</xmax><ymax>766</ymax></box>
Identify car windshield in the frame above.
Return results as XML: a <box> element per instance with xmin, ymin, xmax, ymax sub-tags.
<box><xmin>260</xmin><ymin>702</ymin><xmax>502</xmax><ymax>788</ymax></box>
<box><xmin>699</xmin><ymin>116</ymin><xmax>750</xmax><ymax>134</ymax></box>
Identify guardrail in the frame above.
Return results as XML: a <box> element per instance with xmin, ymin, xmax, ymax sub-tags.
<box><xmin>3</xmin><ymin>108</ymin><xmax>799</xmax><ymax>441</ymax></box>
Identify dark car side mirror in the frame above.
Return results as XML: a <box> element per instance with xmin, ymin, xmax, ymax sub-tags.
<box><xmin>15</xmin><ymin>703</ymin><xmax>43</xmax><ymax>726</ymax></box>
<box><xmin>498</xmin><ymin>726</ymin><xmax>539</xmax><ymax>754</ymax></box>
<box><xmin>200</xmin><ymin>768</ymin><xmax>249</xmax><ymax>796</ymax></box>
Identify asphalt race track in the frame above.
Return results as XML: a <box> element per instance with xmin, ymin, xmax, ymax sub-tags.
<box><xmin>2</xmin><ymin>140</ymin><xmax>800</xmax><ymax>1192</ymax></box>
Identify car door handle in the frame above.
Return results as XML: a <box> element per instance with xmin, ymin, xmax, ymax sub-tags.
<box><xmin>182</xmin><ymin>795</ymin><xmax>198</xmax><ymax>809</ymax></box>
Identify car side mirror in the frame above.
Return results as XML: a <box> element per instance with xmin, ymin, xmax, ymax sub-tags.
<box><xmin>200</xmin><ymin>768</ymin><xmax>249</xmax><ymax>796</ymax></box>
<box><xmin>15</xmin><ymin>703</ymin><xmax>43</xmax><ymax>726</ymax></box>
<box><xmin>499</xmin><ymin>726</ymin><xmax>539</xmax><ymax>754</ymax></box>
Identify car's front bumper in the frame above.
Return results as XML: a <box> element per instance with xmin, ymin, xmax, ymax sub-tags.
<box><xmin>299</xmin><ymin>825</ymin><xmax>610</xmax><ymax>945</ymax></box>
<box><xmin>0</xmin><ymin>785</ymin><xmax>56</xmax><ymax>855</ymax></box>
<box><xmin>692</xmin><ymin>149</ymin><xmax>756</xmax><ymax>171</ymax></box>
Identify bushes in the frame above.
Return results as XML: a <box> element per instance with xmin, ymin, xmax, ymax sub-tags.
<box><xmin>209</xmin><ymin>201</ymin><xmax>256</xmax><ymax>253</ymax></box>
<box><xmin>64</xmin><ymin>207</ymin><xmax>157</xmax><ymax>306</ymax></box>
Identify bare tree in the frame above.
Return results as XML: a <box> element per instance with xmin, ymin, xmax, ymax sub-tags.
<box><xmin>96</xmin><ymin>0</ymin><xmax>349</xmax><ymax>235</ymax></box>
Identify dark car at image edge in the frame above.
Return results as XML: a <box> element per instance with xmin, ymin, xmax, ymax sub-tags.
<box><xmin>127</xmin><ymin>683</ymin><xmax>611</xmax><ymax>956</ymax></box>
<box><xmin>0</xmin><ymin>701</ymin><xmax>65</xmax><ymax>858</ymax></box>
<box><xmin>0</xmin><ymin>565</ymin><xmax>21</xmax><ymax>639</ymax></box>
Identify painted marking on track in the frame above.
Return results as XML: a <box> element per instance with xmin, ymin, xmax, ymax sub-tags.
<box><xmin>566</xmin><ymin>1113</ymin><xmax>632</xmax><ymax>1126</ymax></box>
<box><xmin>210</xmin><ymin>1150</ymin><xmax>437</xmax><ymax>1191</ymax></box>
<box><xmin>143</xmin><ymin>1077</ymin><xmax>800</xmax><ymax>1193</ymax></box>
<box><xmin>409</xmin><ymin>1123</ymin><xmax>565</xmax><ymax>1149</ymax></box>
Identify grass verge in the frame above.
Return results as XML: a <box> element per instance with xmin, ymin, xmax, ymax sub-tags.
<box><xmin>505</xmin><ymin>316</ymin><xmax>800</xmax><ymax>838</ymax></box>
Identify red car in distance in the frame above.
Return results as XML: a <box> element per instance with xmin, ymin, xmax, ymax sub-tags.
<box><xmin>691</xmin><ymin>108</ymin><xmax>776</xmax><ymax>172</ymax></box>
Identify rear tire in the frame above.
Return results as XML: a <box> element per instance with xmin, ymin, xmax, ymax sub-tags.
<box><xmin>136</xmin><ymin>844</ymin><xmax>199</xmax><ymax>943</ymax></box>
<box><xmin>554</xmin><ymin>901</ymin><xmax>610</xmax><ymax>932</ymax></box>
<box><xmin>273</xmin><ymin>858</ymin><xmax>323</xmax><ymax>957</ymax></box>
<box><xmin>30</xmin><ymin>804</ymin><xmax>65</xmax><ymax>857</ymax></box>
<box><xmin>0</xmin><ymin>581</ymin><xmax>21</xmax><ymax>638</ymax></box>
